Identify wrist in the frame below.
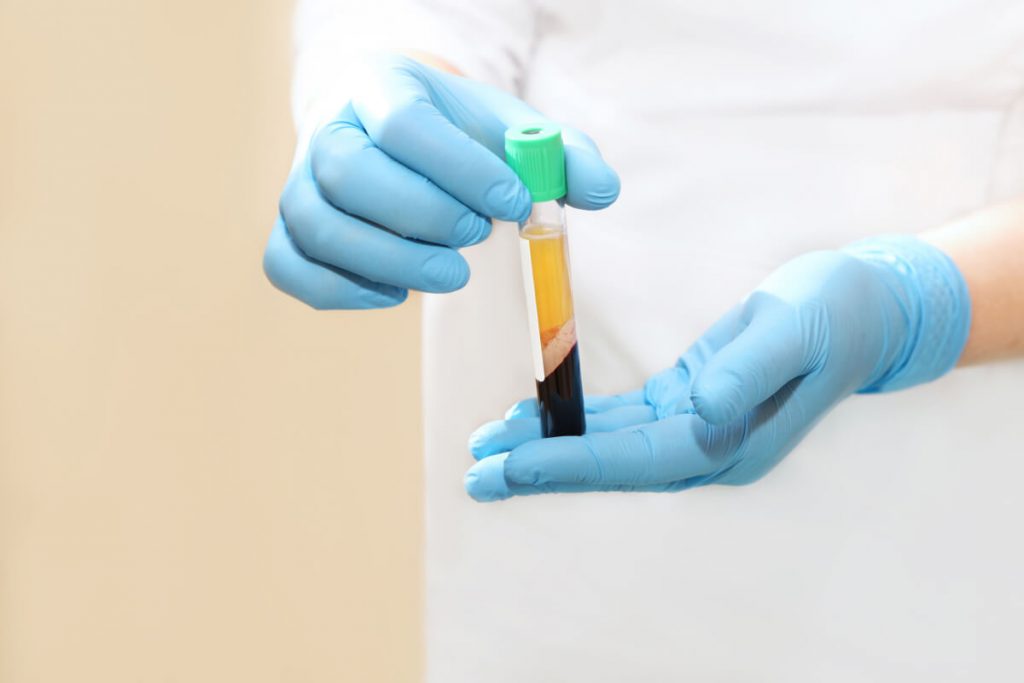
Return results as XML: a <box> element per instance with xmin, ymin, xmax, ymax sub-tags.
<box><xmin>844</xmin><ymin>235</ymin><xmax>972</xmax><ymax>393</ymax></box>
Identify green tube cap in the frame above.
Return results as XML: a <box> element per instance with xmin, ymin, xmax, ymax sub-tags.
<box><xmin>504</xmin><ymin>123</ymin><xmax>566</xmax><ymax>202</ymax></box>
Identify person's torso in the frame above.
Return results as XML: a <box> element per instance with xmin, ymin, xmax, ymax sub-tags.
<box><xmin>424</xmin><ymin>2</ymin><xmax>1024</xmax><ymax>680</ymax></box>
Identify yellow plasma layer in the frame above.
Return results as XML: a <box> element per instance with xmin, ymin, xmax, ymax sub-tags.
<box><xmin>522</xmin><ymin>225</ymin><xmax>574</xmax><ymax>343</ymax></box>
<box><xmin>521</xmin><ymin>224</ymin><xmax>578</xmax><ymax>379</ymax></box>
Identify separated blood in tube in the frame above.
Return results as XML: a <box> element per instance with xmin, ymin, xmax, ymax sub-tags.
<box><xmin>505</xmin><ymin>125</ymin><xmax>585</xmax><ymax>438</ymax></box>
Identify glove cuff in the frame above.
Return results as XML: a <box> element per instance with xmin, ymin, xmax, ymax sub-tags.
<box><xmin>845</xmin><ymin>235</ymin><xmax>972</xmax><ymax>393</ymax></box>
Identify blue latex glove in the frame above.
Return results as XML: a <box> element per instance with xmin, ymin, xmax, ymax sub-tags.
<box><xmin>263</xmin><ymin>55</ymin><xmax>620</xmax><ymax>309</ymax></box>
<box><xmin>465</xmin><ymin>236</ymin><xmax>971</xmax><ymax>502</ymax></box>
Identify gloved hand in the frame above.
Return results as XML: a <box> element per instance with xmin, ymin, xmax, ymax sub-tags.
<box><xmin>464</xmin><ymin>236</ymin><xmax>971</xmax><ymax>501</ymax></box>
<box><xmin>263</xmin><ymin>54</ymin><xmax>620</xmax><ymax>309</ymax></box>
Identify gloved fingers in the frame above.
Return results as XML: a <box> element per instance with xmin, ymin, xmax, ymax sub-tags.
<box><xmin>584</xmin><ymin>390</ymin><xmax>646</xmax><ymax>413</ymax></box>
<box><xmin>464</xmin><ymin>453</ymin><xmax>697</xmax><ymax>502</ymax></box>
<box><xmin>589</xmin><ymin>403</ymin><xmax>658</xmax><ymax>432</ymax></box>
<box><xmin>465</xmin><ymin>414</ymin><xmax>734</xmax><ymax>501</ymax></box>
<box><xmin>352</xmin><ymin>69</ymin><xmax>531</xmax><ymax>222</ymax></box>
<box><xmin>503</xmin><ymin>391</ymin><xmax>647</xmax><ymax>419</ymax></box>
<box><xmin>504</xmin><ymin>398</ymin><xmax>539</xmax><ymax>419</ymax></box>
<box><xmin>561</xmin><ymin>127</ymin><xmax>621</xmax><ymax>210</ymax></box>
<box><xmin>470</xmin><ymin>404</ymin><xmax>656</xmax><ymax>460</ymax></box>
<box><xmin>642</xmin><ymin>307</ymin><xmax>744</xmax><ymax>418</ymax></box>
<box><xmin>503</xmin><ymin>390</ymin><xmax>645</xmax><ymax>420</ymax></box>
<box><xmin>690</xmin><ymin>303</ymin><xmax>811</xmax><ymax>425</ymax></box>
<box><xmin>280</xmin><ymin>166</ymin><xmax>470</xmax><ymax>293</ymax></box>
<box><xmin>643</xmin><ymin>366</ymin><xmax>696</xmax><ymax>419</ymax></box>
<box><xmin>262</xmin><ymin>219</ymin><xmax>407</xmax><ymax>310</ymax></box>
<box><xmin>468</xmin><ymin>419</ymin><xmax>539</xmax><ymax>460</ymax></box>
<box><xmin>310</xmin><ymin>115</ymin><xmax>492</xmax><ymax>248</ymax></box>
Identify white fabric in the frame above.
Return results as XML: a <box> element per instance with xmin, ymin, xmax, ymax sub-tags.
<box><xmin>295</xmin><ymin>1</ymin><xmax>1024</xmax><ymax>680</ymax></box>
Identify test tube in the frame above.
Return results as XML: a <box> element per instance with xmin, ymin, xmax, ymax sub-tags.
<box><xmin>505</xmin><ymin>124</ymin><xmax>585</xmax><ymax>438</ymax></box>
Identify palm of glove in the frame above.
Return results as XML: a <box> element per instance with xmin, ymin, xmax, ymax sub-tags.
<box><xmin>465</xmin><ymin>251</ymin><xmax>910</xmax><ymax>501</ymax></box>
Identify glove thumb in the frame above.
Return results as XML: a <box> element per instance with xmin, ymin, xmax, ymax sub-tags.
<box><xmin>690</xmin><ymin>307</ymin><xmax>809</xmax><ymax>425</ymax></box>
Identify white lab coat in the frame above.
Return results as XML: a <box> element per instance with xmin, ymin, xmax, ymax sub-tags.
<box><xmin>295</xmin><ymin>1</ymin><xmax>1024</xmax><ymax>680</ymax></box>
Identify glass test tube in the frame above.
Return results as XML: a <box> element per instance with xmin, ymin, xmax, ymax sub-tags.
<box><xmin>505</xmin><ymin>124</ymin><xmax>586</xmax><ymax>438</ymax></box>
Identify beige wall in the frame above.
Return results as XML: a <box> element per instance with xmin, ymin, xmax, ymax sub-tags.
<box><xmin>0</xmin><ymin>1</ymin><xmax>423</xmax><ymax>681</ymax></box>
